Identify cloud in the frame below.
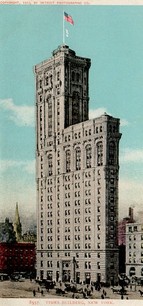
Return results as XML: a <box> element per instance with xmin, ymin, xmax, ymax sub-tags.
<box><xmin>119</xmin><ymin>177</ymin><xmax>143</xmax><ymax>220</ymax></box>
<box><xmin>89</xmin><ymin>108</ymin><xmax>108</xmax><ymax>119</ymax></box>
<box><xmin>120</xmin><ymin>119</ymin><xmax>129</xmax><ymax>127</ymax></box>
<box><xmin>0</xmin><ymin>159</ymin><xmax>36</xmax><ymax>224</ymax></box>
<box><xmin>120</xmin><ymin>148</ymin><xmax>143</xmax><ymax>163</ymax></box>
<box><xmin>0</xmin><ymin>180</ymin><xmax>36</xmax><ymax>228</ymax></box>
<box><xmin>23</xmin><ymin>160</ymin><xmax>35</xmax><ymax>174</ymax></box>
<box><xmin>0</xmin><ymin>98</ymin><xmax>34</xmax><ymax>127</ymax></box>
<box><xmin>89</xmin><ymin>107</ymin><xmax>129</xmax><ymax>127</ymax></box>
<box><xmin>0</xmin><ymin>159</ymin><xmax>35</xmax><ymax>174</ymax></box>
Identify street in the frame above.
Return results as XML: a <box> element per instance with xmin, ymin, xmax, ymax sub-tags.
<box><xmin>0</xmin><ymin>279</ymin><xmax>143</xmax><ymax>300</ymax></box>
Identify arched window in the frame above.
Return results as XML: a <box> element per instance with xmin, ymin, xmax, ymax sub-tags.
<box><xmin>86</xmin><ymin>145</ymin><xmax>92</xmax><ymax>168</ymax></box>
<box><xmin>66</xmin><ymin>150</ymin><xmax>71</xmax><ymax>173</ymax></box>
<box><xmin>45</xmin><ymin>75</ymin><xmax>49</xmax><ymax>86</ymax></box>
<box><xmin>48</xmin><ymin>154</ymin><xmax>53</xmax><ymax>176</ymax></box>
<box><xmin>72</xmin><ymin>71</ymin><xmax>75</xmax><ymax>82</ymax></box>
<box><xmin>97</xmin><ymin>142</ymin><xmax>103</xmax><ymax>166</ymax></box>
<box><xmin>109</xmin><ymin>125</ymin><xmax>112</xmax><ymax>133</ymax></box>
<box><xmin>76</xmin><ymin>73</ymin><xmax>80</xmax><ymax>82</ymax></box>
<box><xmin>75</xmin><ymin>147</ymin><xmax>81</xmax><ymax>170</ymax></box>
<box><xmin>39</xmin><ymin>79</ymin><xmax>42</xmax><ymax>89</ymax></box>
<box><xmin>57</xmin><ymin>71</ymin><xmax>60</xmax><ymax>81</ymax></box>
<box><xmin>109</xmin><ymin>141</ymin><xmax>116</xmax><ymax>165</ymax></box>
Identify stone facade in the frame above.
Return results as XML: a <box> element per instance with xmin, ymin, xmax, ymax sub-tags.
<box><xmin>126</xmin><ymin>222</ymin><xmax>143</xmax><ymax>278</ymax></box>
<box><xmin>118</xmin><ymin>207</ymin><xmax>134</xmax><ymax>246</ymax></box>
<box><xmin>118</xmin><ymin>207</ymin><xmax>135</xmax><ymax>274</ymax></box>
<box><xmin>35</xmin><ymin>45</ymin><xmax>121</xmax><ymax>284</ymax></box>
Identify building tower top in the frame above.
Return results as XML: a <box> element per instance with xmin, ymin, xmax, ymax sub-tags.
<box><xmin>52</xmin><ymin>44</ymin><xmax>76</xmax><ymax>56</ymax></box>
<box><xmin>13</xmin><ymin>202</ymin><xmax>22</xmax><ymax>242</ymax></box>
<box><xmin>35</xmin><ymin>45</ymin><xmax>91</xmax><ymax>134</ymax></box>
<box><xmin>15</xmin><ymin>202</ymin><xmax>20</xmax><ymax>223</ymax></box>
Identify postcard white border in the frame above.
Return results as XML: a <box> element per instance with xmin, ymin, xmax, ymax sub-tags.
<box><xmin>0</xmin><ymin>2</ymin><xmax>143</xmax><ymax>306</ymax></box>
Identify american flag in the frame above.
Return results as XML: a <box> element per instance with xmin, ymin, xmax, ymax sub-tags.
<box><xmin>64</xmin><ymin>12</ymin><xmax>74</xmax><ymax>25</ymax></box>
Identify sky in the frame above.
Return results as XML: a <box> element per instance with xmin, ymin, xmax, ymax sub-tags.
<box><xmin>0</xmin><ymin>5</ymin><xmax>143</xmax><ymax>226</ymax></box>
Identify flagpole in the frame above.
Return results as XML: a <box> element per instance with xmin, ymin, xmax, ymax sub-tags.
<box><xmin>63</xmin><ymin>11</ymin><xmax>65</xmax><ymax>44</ymax></box>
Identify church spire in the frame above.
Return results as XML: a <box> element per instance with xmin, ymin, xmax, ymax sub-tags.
<box><xmin>13</xmin><ymin>202</ymin><xmax>22</xmax><ymax>242</ymax></box>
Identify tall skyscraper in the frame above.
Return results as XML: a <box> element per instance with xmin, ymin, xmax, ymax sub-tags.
<box><xmin>35</xmin><ymin>45</ymin><xmax>121</xmax><ymax>284</ymax></box>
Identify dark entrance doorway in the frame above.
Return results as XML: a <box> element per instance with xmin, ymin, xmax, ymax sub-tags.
<box><xmin>85</xmin><ymin>273</ymin><xmax>91</xmax><ymax>284</ymax></box>
<box><xmin>76</xmin><ymin>272</ymin><xmax>80</xmax><ymax>284</ymax></box>
<box><xmin>62</xmin><ymin>270</ymin><xmax>71</xmax><ymax>282</ymax></box>
<box><xmin>97</xmin><ymin>273</ymin><xmax>101</xmax><ymax>283</ymax></box>
<box><xmin>62</xmin><ymin>261</ymin><xmax>71</xmax><ymax>282</ymax></box>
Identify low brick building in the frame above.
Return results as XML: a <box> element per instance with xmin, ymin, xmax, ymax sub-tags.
<box><xmin>0</xmin><ymin>242</ymin><xmax>36</xmax><ymax>275</ymax></box>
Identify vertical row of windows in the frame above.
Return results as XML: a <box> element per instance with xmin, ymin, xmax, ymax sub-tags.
<box><xmin>48</xmin><ymin>100</ymin><xmax>52</xmax><ymax>137</ymax></box>
<box><xmin>47</xmin><ymin>154</ymin><xmax>53</xmax><ymax>176</ymax></box>
<box><xmin>39</xmin><ymin>106</ymin><xmax>43</xmax><ymax>143</ymax></box>
<box><xmin>66</xmin><ymin>150</ymin><xmax>71</xmax><ymax>173</ymax></box>
<box><xmin>97</xmin><ymin>142</ymin><xmax>103</xmax><ymax>166</ymax></box>
<box><xmin>108</xmin><ymin>168</ymin><xmax>116</xmax><ymax>243</ymax></box>
<box><xmin>108</xmin><ymin>141</ymin><xmax>116</xmax><ymax>165</ymax></box>
<box><xmin>47</xmin><ymin>177</ymin><xmax>53</xmax><ymax>250</ymax></box>
<box><xmin>64</xmin><ymin>176</ymin><xmax>71</xmax><ymax>244</ymax></box>
<box><xmin>84</xmin><ymin>171</ymin><xmax>92</xmax><ymax>248</ymax></box>
<box><xmin>40</xmin><ymin>167</ymin><xmax>44</xmax><ymax>248</ymax></box>
<box><xmin>76</xmin><ymin>147</ymin><xmax>81</xmax><ymax>170</ymax></box>
<box><xmin>57</xmin><ymin>99</ymin><xmax>60</xmax><ymax>131</ymax></box>
<box><xmin>86</xmin><ymin>145</ymin><xmax>92</xmax><ymax>168</ymax></box>
<box><xmin>97</xmin><ymin>169</ymin><xmax>101</xmax><ymax>250</ymax></box>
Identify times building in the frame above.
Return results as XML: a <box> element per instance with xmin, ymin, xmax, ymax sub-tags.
<box><xmin>35</xmin><ymin>45</ymin><xmax>121</xmax><ymax>285</ymax></box>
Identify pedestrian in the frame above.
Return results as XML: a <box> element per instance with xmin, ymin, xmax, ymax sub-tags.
<box><xmin>38</xmin><ymin>287</ymin><xmax>40</xmax><ymax>292</ymax></box>
<box><xmin>101</xmin><ymin>294</ymin><xmax>104</xmax><ymax>299</ymax></box>
<box><xmin>33</xmin><ymin>289</ymin><xmax>36</xmax><ymax>297</ymax></box>
<box><xmin>41</xmin><ymin>289</ymin><xmax>44</xmax><ymax>296</ymax></box>
<box><xmin>104</xmin><ymin>290</ymin><xmax>107</xmax><ymax>297</ymax></box>
<box><xmin>121</xmin><ymin>294</ymin><xmax>124</xmax><ymax>299</ymax></box>
<box><xmin>83</xmin><ymin>290</ymin><xmax>87</xmax><ymax>299</ymax></box>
